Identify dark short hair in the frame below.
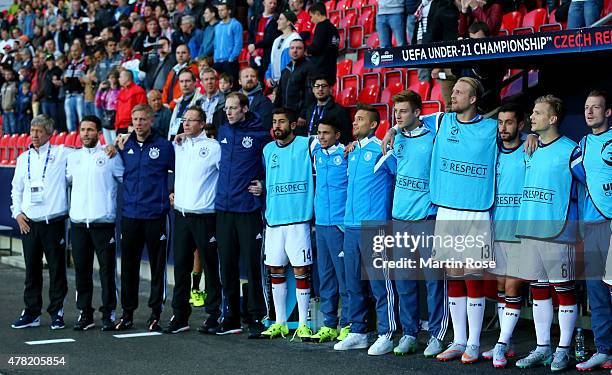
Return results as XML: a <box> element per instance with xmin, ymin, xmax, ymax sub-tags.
<box><xmin>272</xmin><ymin>107</ymin><xmax>297</xmax><ymax>124</ymax></box>
<box><xmin>312</xmin><ymin>74</ymin><xmax>335</xmax><ymax>87</ymax></box>
<box><xmin>468</xmin><ymin>21</ymin><xmax>490</xmax><ymax>36</ymax></box>
<box><xmin>185</xmin><ymin>105</ymin><xmax>207</xmax><ymax>123</ymax></box>
<box><xmin>498</xmin><ymin>102</ymin><xmax>525</xmax><ymax>123</ymax></box>
<box><xmin>81</xmin><ymin>115</ymin><xmax>102</xmax><ymax>131</ymax></box>
<box><xmin>392</xmin><ymin>90</ymin><xmax>422</xmax><ymax>110</ymax></box>
<box><xmin>356</xmin><ymin>103</ymin><xmax>380</xmax><ymax>124</ymax></box>
<box><xmin>219</xmin><ymin>72</ymin><xmax>234</xmax><ymax>84</ymax></box>
<box><xmin>227</xmin><ymin>92</ymin><xmax>249</xmax><ymax>108</ymax></box>
<box><xmin>308</xmin><ymin>2</ymin><xmax>326</xmax><ymax>16</ymax></box>
<box><xmin>204</xmin><ymin>5</ymin><xmax>219</xmax><ymax>19</ymax></box>
<box><xmin>318</xmin><ymin>116</ymin><xmax>340</xmax><ymax>133</ymax></box>
<box><xmin>588</xmin><ymin>89</ymin><xmax>610</xmax><ymax>111</ymax></box>
<box><xmin>178</xmin><ymin>67</ymin><xmax>197</xmax><ymax>81</ymax></box>
<box><xmin>118</xmin><ymin>38</ymin><xmax>132</xmax><ymax>49</ymax></box>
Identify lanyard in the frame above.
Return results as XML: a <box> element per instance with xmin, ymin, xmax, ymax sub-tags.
<box><xmin>27</xmin><ymin>146</ymin><xmax>51</xmax><ymax>182</ymax></box>
<box><xmin>309</xmin><ymin>106</ymin><xmax>325</xmax><ymax>133</ymax></box>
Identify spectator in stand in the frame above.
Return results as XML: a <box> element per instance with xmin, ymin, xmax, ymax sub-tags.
<box><xmin>218</xmin><ymin>72</ymin><xmax>234</xmax><ymax>111</ymax></box>
<box><xmin>239</xmin><ymin>67</ymin><xmax>274</xmax><ymax>130</ymax></box>
<box><xmin>274</xmin><ymin>39</ymin><xmax>314</xmax><ymax>124</ymax></box>
<box><xmin>378</xmin><ymin>0</ymin><xmax>407</xmax><ymax>48</ymax></box>
<box><xmin>172</xmin><ymin>15</ymin><xmax>203</xmax><ymax>57</ymax></box>
<box><xmin>140</xmin><ymin>37</ymin><xmax>176</xmax><ymax>92</ymax></box>
<box><xmin>168</xmin><ymin>69</ymin><xmax>204</xmax><ymax>140</ymax></box>
<box><xmin>16</xmin><ymin>81</ymin><xmax>33</xmax><ymax>134</ymax></box>
<box><xmin>137</xmin><ymin>17</ymin><xmax>161</xmax><ymax>55</ymax></box>
<box><xmin>214</xmin><ymin>2</ymin><xmax>244</xmax><ymax>89</ymax></box>
<box><xmin>567</xmin><ymin>0</ymin><xmax>603</xmax><ymax>29</ymax></box>
<box><xmin>115</xmin><ymin>0</ymin><xmax>132</xmax><ymax>22</ymax></box>
<box><xmin>95</xmin><ymin>69</ymin><xmax>121</xmax><ymax>143</ymax></box>
<box><xmin>63</xmin><ymin>43</ymin><xmax>87</xmax><ymax>132</ymax></box>
<box><xmin>247</xmin><ymin>0</ymin><xmax>281</xmax><ymax>83</ymax></box>
<box><xmin>299</xmin><ymin>75</ymin><xmax>352</xmax><ymax>144</ymax></box>
<box><xmin>183</xmin><ymin>0</ymin><xmax>206</xmax><ymax>28</ymax></box>
<box><xmin>458</xmin><ymin>0</ymin><xmax>502</xmax><ymax>38</ymax></box>
<box><xmin>148</xmin><ymin>89</ymin><xmax>172</xmax><ymax>138</ymax></box>
<box><xmin>131</xmin><ymin>17</ymin><xmax>148</xmax><ymax>53</ymax></box>
<box><xmin>200</xmin><ymin>67</ymin><xmax>225</xmax><ymax>131</ymax></box>
<box><xmin>95</xmin><ymin>39</ymin><xmax>122</xmax><ymax>97</ymax></box>
<box><xmin>306</xmin><ymin>2</ymin><xmax>340</xmax><ymax>84</ymax></box>
<box><xmin>162</xmin><ymin>44</ymin><xmax>200</xmax><ymax>109</ymax></box>
<box><xmin>265</xmin><ymin>10</ymin><xmax>301</xmax><ymax>88</ymax></box>
<box><xmin>159</xmin><ymin>14</ymin><xmax>175</xmax><ymax>40</ymax></box>
<box><xmin>115</xmin><ymin>68</ymin><xmax>147</xmax><ymax>135</ymax></box>
<box><xmin>40</xmin><ymin>54</ymin><xmax>63</xmax><ymax>128</ymax></box>
<box><xmin>424</xmin><ymin>0</ymin><xmax>460</xmax><ymax>108</ymax></box>
<box><xmin>118</xmin><ymin>39</ymin><xmax>144</xmax><ymax>86</ymax></box>
<box><xmin>44</xmin><ymin>20</ymin><xmax>70</xmax><ymax>55</ymax></box>
<box><xmin>1</xmin><ymin>68</ymin><xmax>18</xmax><ymax>134</ymax></box>
<box><xmin>164</xmin><ymin>0</ymin><xmax>182</xmax><ymax>28</ymax></box>
<box><xmin>82</xmin><ymin>55</ymin><xmax>98</xmax><ymax>117</ymax></box>
<box><xmin>197</xmin><ymin>5</ymin><xmax>219</xmax><ymax>62</ymax></box>
<box><xmin>96</xmin><ymin>0</ymin><xmax>116</xmax><ymax>29</ymax></box>
<box><xmin>289</xmin><ymin>0</ymin><xmax>314</xmax><ymax>42</ymax></box>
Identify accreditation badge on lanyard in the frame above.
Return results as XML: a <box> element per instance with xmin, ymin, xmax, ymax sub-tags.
<box><xmin>28</xmin><ymin>147</ymin><xmax>51</xmax><ymax>205</ymax></box>
<box><xmin>309</xmin><ymin>106</ymin><xmax>325</xmax><ymax>134</ymax></box>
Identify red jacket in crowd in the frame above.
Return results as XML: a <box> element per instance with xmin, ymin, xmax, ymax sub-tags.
<box><xmin>458</xmin><ymin>3</ymin><xmax>503</xmax><ymax>37</ymax></box>
<box><xmin>115</xmin><ymin>82</ymin><xmax>147</xmax><ymax>130</ymax></box>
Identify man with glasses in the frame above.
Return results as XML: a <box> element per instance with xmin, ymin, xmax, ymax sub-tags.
<box><xmin>165</xmin><ymin>106</ymin><xmax>222</xmax><ymax>334</ymax></box>
<box><xmin>300</xmin><ymin>75</ymin><xmax>352</xmax><ymax>144</ymax></box>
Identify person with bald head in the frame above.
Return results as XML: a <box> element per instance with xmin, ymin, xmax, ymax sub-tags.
<box><xmin>148</xmin><ymin>89</ymin><xmax>172</xmax><ymax>137</ymax></box>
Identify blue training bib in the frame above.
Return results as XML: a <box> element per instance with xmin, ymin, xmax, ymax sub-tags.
<box><xmin>582</xmin><ymin>130</ymin><xmax>612</xmax><ymax>219</ymax></box>
<box><xmin>493</xmin><ymin>144</ymin><xmax>526</xmax><ymax>242</ymax></box>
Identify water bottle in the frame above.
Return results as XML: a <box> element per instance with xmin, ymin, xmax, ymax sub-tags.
<box><xmin>575</xmin><ymin>328</ymin><xmax>586</xmax><ymax>362</ymax></box>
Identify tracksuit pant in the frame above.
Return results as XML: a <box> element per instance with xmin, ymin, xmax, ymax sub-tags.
<box><xmin>120</xmin><ymin>216</ymin><xmax>168</xmax><ymax>317</ymax></box>
<box><xmin>216</xmin><ymin>210</ymin><xmax>266</xmax><ymax>324</ymax></box>
<box><xmin>315</xmin><ymin>225</ymin><xmax>349</xmax><ymax>328</ymax></box>
<box><xmin>71</xmin><ymin>222</ymin><xmax>117</xmax><ymax>318</ymax></box>
<box><xmin>21</xmin><ymin>218</ymin><xmax>68</xmax><ymax>317</ymax></box>
<box><xmin>344</xmin><ymin>226</ymin><xmax>396</xmax><ymax>338</ymax></box>
<box><xmin>583</xmin><ymin>221</ymin><xmax>612</xmax><ymax>354</ymax></box>
<box><xmin>172</xmin><ymin>211</ymin><xmax>222</xmax><ymax>321</ymax></box>
<box><xmin>393</xmin><ymin>219</ymin><xmax>448</xmax><ymax>339</ymax></box>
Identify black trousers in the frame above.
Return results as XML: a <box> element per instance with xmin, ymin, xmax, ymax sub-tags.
<box><xmin>172</xmin><ymin>211</ymin><xmax>222</xmax><ymax>320</ymax></box>
<box><xmin>216</xmin><ymin>210</ymin><xmax>265</xmax><ymax>323</ymax></box>
<box><xmin>71</xmin><ymin>222</ymin><xmax>117</xmax><ymax>317</ymax></box>
<box><xmin>21</xmin><ymin>218</ymin><xmax>68</xmax><ymax>317</ymax></box>
<box><xmin>120</xmin><ymin>216</ymin><xmax>168</xmax><ymax>316</ymax></box>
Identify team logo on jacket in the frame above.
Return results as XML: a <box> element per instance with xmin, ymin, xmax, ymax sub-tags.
<box><xmin>96</xmin><ymin>156</ymin><xmax>106</xmax><ymax>166</ymax></box>
<box><xmin>601</xmin><ymin>139</ymin><xmax>612</xmax><ymax>166</ymax></box>
<box><xmin>242</xmin><ymin>136</ymin><xmax>253</xmax><ymax>148</ymax></box>
<box><xmin>364</xmin><ymin>151</ymin><xmax>373</xmax><ymax>161</ymax></box>
<box><xmin>333</xmin><ymin>155</ymin><xmax>342</xmax><ymax>165</ymax></box>
<box><xmin>149</xmin><ymin>147</ymin><xmax>160</xmax><ymax>159</ymax></box>
<box><xmin>199</xmin><ymin>147</ymin><xmax>209</xmax><ymax>158</ymax></box>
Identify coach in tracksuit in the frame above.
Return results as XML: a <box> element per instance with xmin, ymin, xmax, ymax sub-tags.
<box><xmin>333</xmin><ymin>104</ymin><xmax>398</xmax><ymax>355</ymax></box>
<box><xmin>115</xmin><ymin>104</ymin><xmax>175</xmax><ymax>332</ymax></box>
<box><xmin>215</xmin><ymin>92</ymin><xmax>272</xmax><ymax>337</ymax></box>
<box><xmin>10</xmin><ymin>115</ymin><xmax>70</xmax><ymax>330</ymax></box>
<box><xmin>67</xmin><ymin>115</ymin><xmax>124</xmax><ymax>332</ymax></box>
<box><xmin>165</xmin><ymin>106</ymin><xmax>222</xmax><ymax>334</ymax></box>
<box><xmin>310</xmin><ymin>117</ymin><xmax>350</xmax><ymax>343</ymax></box>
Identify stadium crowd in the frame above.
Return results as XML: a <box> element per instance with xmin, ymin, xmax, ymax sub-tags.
<box><xmin>2</xmin><ymin>0</ymin><xmax>612</xmax><ymax>373</ymax></box>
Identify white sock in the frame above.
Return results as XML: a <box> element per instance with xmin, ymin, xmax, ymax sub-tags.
<box><xmin>272</xmin><ymin>281</ymin><xmax>287</xmax><ymax>324</ymax></box>
<box><xmin>498</xmin><ymin>307</ymin><xmax>521</xmax><ymax>344</ymax></box>
<box><xmin>532</xmin><ymin>298</ymin><xmax>553</xmax><ymax>346</ymax></box>
<box><xmin>449</xmin><ymin>296</ymin><xmax>467</xmax><ymax>345</ymax></box>
<box><xmin>296</xmin><ymin>288</ymin><xmax>310</xmax><ymax>326</ymax></box>
<box><xmin>497</xmin><ymin>293</ymin><xmax>506</xmax><ymax>325</ymax></box>
<box><xmin>467</xmin><ymin>297</ymin><xmax>485</xmax><ymax>346</ymax></box>
<box><xmin>558</xmin><ymin>304</ymin><xmax>577</xmax><ymax>347</ymax></box>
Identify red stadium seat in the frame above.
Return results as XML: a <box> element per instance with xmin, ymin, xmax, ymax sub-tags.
<box><xmin>375</xmin><ymin>119</ymin><xmax>389</xmax><ymax>140</ymax></box>
<box><xmin>329</xmin><ymin>10</ymin><xmax>342</xmax><ymax>27</ymax></box>
<box><xmin>498</xmin><ymin>29</ymin><xmax>509</xmax><ymax>36</ymax></box>
<box><xmin>351</xmin><ymin>0</ymin><xmax>368</xmax><ymax>12</ymax></box>
<box><xmin>366</xmin><ymin>32</ymin><xmax>379</xmax><ymax>48</ymax></box>
<box><xmin>0</xmin><ymin>134</ymin><xmax>10</xmax><ymax>163</ymax></box>
<box><xmin>348</xmin><ymin>25</ymin><xmax>365</xmax><ymax>49</ymax></box>
<box><xmin>429</xmin><ymin>80</ymin><xmax>444</xmax><ymax>105</ymax></box>
<box><xmin>380</xmin><ymin>82</ymin><xmax>405</xmax><ymax>106</ymax></box>
<box><xmin>358</xmin><ymin>84</ymin><xmax>380</xmax><ymax>104</ymax></box>
<box><xmin>384</xmin><ymin>69</ymin><xmax>404</xmax><ymax>87</ymax></box>
<box><xmin>337</xmin><ymin>59</ymin><xmax>353</xmax><ymax>78</ymax></box>
<box><xmin>74</xmin><ymin>134</ymin><xmax>83</xmax><ymax>148</ymax></box>
<box><xmin>539</xmin><ymin>23</ymin><xmax>562</xmax><ymax>32</ymax></box>
<box><xmin>64</xmin><ymin>131</ymin><xmax>77</xmax><ymax>147</ymax></box>
<box><xmin>602</xmin><ymin>0</ymin><xmax>612</xmax><ymax>18</ymax></box>
<box><xmin>361</xmin><ymin>72</ymin><xmax>381</xmax><ymax>90</ymax></box>
<box><xmin>367</xmin><ymin>0</ymin><xmax>377</xmax><ymax>5</ymax></box>
<box><xmin>408</xmin><ymin>81</ymin><xmax>431</xmax><ymax>101</ymax></box>
<box><xmin>335</xmin><ymin>0</ymin><xmax>352</xmax><ymax>14</ymax></box>
<box><xmin>345</xmin><ymin>7</ymin><xmax>358</xmax><ymax>20</ymax></box>
<box><xmin>352</xmin><ymin>58</ymin><xmax>366</xmax><ymax>75</ymax></box>
<box><xmin>421</xmin><ymin>100</ymin><xmax>443</xmax><ymax>115</ymax></box>
<box><xmin>513</xmin><ymin>26</ymin><xmax>534</xmax><ymax>35</ymax></box>
<box><xmin>373</xmin><ymin>104</ymin><xmax>390</xmax><ymax>123</ymax></box>
<box><xmin>15</xmin><ymin>134</ymin><xmax>29</xmax><ymax>156</ymax></box>
<box><xmin>5</xmin><ymin>134</ymin><xmax>19</xmax><ymax>165</ymax></box>
<box><xmin>548</xmin><ymin>9</ymin><xmax>567</xmax><ymax>29</ymax></box>
<box><xmin>339</xmin><ymin>13</ymin><xmax>357</xmax><ymax>30</ymax></box>
<box><xmin>361</xmin><ymin>4</ymin><xmax>375</xmax><ymax>16</ymax></box>
<box><xmin>337</xmin><ymin>86</ymin><xmax>357</xmax><ymax>106</ymax></box>
<box><xmin>325</xmin><ymin>0</ymin><xmax>336</xmax><ymax>14</ymax></box>
<box><xmin>341</xmin><ymin>74</ymin><xmax>360</xmax><ymax>94</ymax></box>
<box><xmin>501</xmin><ymin>11</ymin><xmax>523</xmax><ymax>34</ymax></box>
<box><xmin>521</xmin><ymin>8</ymin><xmax>548</xmax><ymax>31</ymax></box>
<box><xmin>238</xmin><ymin>47</ymin><xmax>249</xmax><ymax>70</ymax></box>
<box><xmin>53</xmin><ymin>131</ymin><xmax>67</xmax><ymax>146</ymax></box>
<box><xmin>358</xmin><ymin>11</ymin><xmax>375</xmax><ymax>34</ymax></box>
<box><xmin>338</xmin><ymin>27</ymin><xmax>346</xmax><ymax>51</ymax></box>
<box><xmin>99</xmin><ymin>133</ymin><xmax>106</xmax><ymax>145</ymax></box>
<box><xmin>406</xmin><ymin>69</ymin><xmax>419</xmax><ymax>88</ymax></box>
